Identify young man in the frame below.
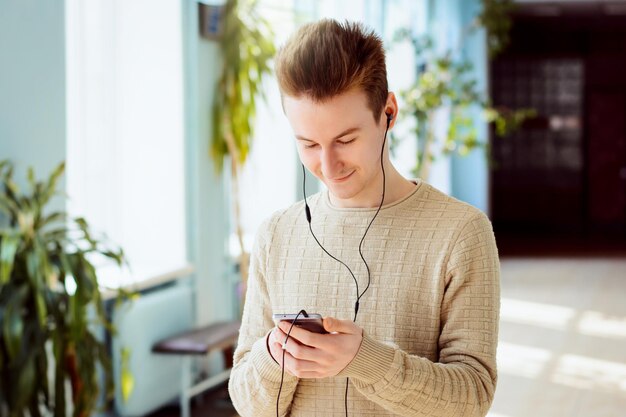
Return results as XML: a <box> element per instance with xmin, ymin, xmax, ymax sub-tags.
<box><xmin>228</xmin><ymin>19</ymin><xmax>500</xmax><ymax>417</ymax></box>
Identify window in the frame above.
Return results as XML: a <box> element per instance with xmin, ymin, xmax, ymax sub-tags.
<box><xmin>65</xmin><ymin>0</ymin><xmax>188</xmax><ymax>290</ymax></box>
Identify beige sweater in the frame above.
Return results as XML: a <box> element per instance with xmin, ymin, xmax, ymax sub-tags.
<box><xmin>228</xmin><ymin>180</ymin><xmax>500</xmax><ymax>417</ymax></box>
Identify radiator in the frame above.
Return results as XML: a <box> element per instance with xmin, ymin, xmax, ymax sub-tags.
<box><xmin>112</xmin><ymin>283</ymin><xmax>194</xmax><ymax>416</ymax></box>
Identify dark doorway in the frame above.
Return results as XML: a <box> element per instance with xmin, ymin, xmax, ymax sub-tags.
<box><xmin>490</xmin><ymin>1</ymin><xmax>626</xmax><ymax>255</ymax></box>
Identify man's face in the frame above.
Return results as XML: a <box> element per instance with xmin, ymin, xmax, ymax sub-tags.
<box><xmin>283</xmin><ymin>88</ymin><xmax>392</xmax><ymax>208</ymax></box>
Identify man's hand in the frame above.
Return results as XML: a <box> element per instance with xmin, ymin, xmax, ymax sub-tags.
<box><xmin>267</xmin><ymin>317</ymin><xmax>363</xmax><ymax>378</ymax></box>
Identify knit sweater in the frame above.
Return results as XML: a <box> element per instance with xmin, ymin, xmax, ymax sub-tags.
<box><xmin>228</xmin><ymin>179</ymin><xmax>501</xmax><ymax>417</ymax></box>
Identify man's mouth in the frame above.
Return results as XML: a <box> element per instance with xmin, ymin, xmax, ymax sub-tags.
<box><xmin>329</xmin><ymin>171</ymin><xmax>354</xmax><ymax>183</ymax></box>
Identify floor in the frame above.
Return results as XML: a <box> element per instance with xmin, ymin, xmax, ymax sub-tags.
<box><xmin>488</xmin><ymin>257</ymin><xmax>626</xmax><ymax>417</ymax></box>
<box><xmin>146</xmin><ymin>256</ymin><xmax>626</xmax><ymax>417</ymax></box>
<box><xmin>144</xmin><ymin>384</ymin><xmax>236</xmax><ymax>417</ymax></box>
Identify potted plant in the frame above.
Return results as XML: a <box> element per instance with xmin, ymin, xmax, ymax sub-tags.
<box><xmin>210</xmin><ymin>0</ymin><xmax>275</xmax><ymax>296</ymax></box>
<box><xmin>0</xmin><ymin>159</ymin><xmax>128</xmax><ymax>417</ymax></box>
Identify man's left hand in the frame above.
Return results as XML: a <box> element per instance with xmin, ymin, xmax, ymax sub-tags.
<box><xmin>271</xmin><ymin>316</ymin><xmax>363</xmax><ymax>379</ymax></box>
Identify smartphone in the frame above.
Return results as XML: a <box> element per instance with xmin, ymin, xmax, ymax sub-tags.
<box><xmin>272</xmin><ymin>313</ymin><xmax>328</xmax><ymax>334</ymax></box>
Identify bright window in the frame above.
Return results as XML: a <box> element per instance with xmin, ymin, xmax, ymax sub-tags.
<box><xmin>65</xmin><ymin>0</ymin><xmax>188</xmax><ymax>290</ymax></box>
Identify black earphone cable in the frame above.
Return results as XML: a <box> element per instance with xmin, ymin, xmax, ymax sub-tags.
<box><xmin>276</xmin><ymin>309</ymin><xmax>309</xmax><ymax>417</ymax></box>
<box><xmin>303</xmin><ymin>114</ymin><xmax>391</xmax><ymax>320</ymax></box>
<box><xmin>303</xmin><ymin>167</ymin><xmax>361</xmax><ymax>314</ymax></box>
<box><xmin>355</xmin><ymin>116</ymin><xmax>389</xmax><ymax>314</ymax></box>
<box><xmin>297</xmin><ymin>113</ymin><xmax>392</xmax><ymax>417</ymax></box>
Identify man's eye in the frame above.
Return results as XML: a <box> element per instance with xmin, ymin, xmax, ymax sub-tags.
<box><xmin>302</xmin><ymin>138</ymin><xmax>355</xmax><ymax>149</ymax></box>
<box><xmin>339</xmin><ymin>138</ymin><xmax>356</xmax><ymax>145</ymax></box>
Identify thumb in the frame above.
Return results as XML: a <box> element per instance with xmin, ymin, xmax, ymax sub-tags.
<box><xmin>323</xmin><ymin>317</ymin><xmax>357</xmax><ymax>334</ymax></box>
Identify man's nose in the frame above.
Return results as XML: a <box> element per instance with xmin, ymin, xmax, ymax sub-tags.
<box><xmin>320</xmin><ymin>146</ymin><xmax>343</xmax><ymax>178</ymax></box>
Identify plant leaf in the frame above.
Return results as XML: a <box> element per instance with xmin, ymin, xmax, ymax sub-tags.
<box><xmin>40</xmin><ymin>162</ymin><xmax>65</xmax><ymax>208</ymax></box>
<box><xmin>39</xmin><ymin>211</ymin><xmax>67</xmax><ymax>230</ymax></box>
<box><xmin>2</xmin><ymin>288</ymin><xmax>26</xmax><ymax>360</ymax></box>
<box><xmin>15</xmin><ymin>354</ymin><xmax>36</xmax><ymax>413</ymax></box>
<box><xmin>120</xmin><ymin>347</ymin><xmax>134</xmax><ymax>402</ymax></box>
<box><xmin>0</xmin><ymin>231</ymin><xmax>20</xmax><ymax>284</ymax></box>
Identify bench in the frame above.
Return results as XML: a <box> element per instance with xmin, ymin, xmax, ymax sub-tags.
<box><xmin>152</xmin><ymin>320</ymin><xmax>241</xmax><ymax>417</ymax></box>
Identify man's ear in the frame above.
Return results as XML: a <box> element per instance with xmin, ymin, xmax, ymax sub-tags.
<box><xmin>383</xmin><ymin>91</ymin><xmax>399</xmax><ymax>128</ymax></box>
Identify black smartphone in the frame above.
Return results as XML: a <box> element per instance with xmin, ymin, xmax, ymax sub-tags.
<box><xmin>272</xmin><ymin>313</ymin><xmax>328</xmax><ymax>334</ymax></box>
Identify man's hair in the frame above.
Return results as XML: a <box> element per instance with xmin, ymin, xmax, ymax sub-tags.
<box><xmin>275</xmin><ymin>19</ymin><xmax>388</xmax><ymax>122</ymax></box>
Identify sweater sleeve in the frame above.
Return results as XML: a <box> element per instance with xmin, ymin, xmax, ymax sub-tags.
<box><xmin>337</xmin><ymin>211</ymin><xmax>501</xmax><ymax>417</ymax></box>
<box><xmin>228</xmin><ymin>215</ymin><xmax>299</xmax><ymax>417</ymax></box>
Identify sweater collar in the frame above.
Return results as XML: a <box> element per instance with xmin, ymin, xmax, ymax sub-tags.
<box><xmin>319</xmin><ymin>178</ymin><xmax>424</xmax><ymax>213</ymax></box>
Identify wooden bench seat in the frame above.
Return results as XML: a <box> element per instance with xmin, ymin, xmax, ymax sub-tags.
<box><xmin>152</xmin><ymin>320</ymin><xmax>241</xmax><ymax>417</ymax></box>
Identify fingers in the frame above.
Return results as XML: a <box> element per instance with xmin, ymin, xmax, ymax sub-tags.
<box><xmin>276</xmin><ymin>321</ymin><xmax>324</xmax><ymax>346</ymax></box>
<box><xmin>277</xmin><ymin>349</ymin><xmax>325</xmax><ymax>377</ymax></box>
<box><xmin>269</xmin><ymin>326</ymin><xmax>303</xmax><ymax>349</ymax></box>
<box><xmin>268</xmin><ymin>329</ymin><xmax>321</xmax><ymax>376</ymax></box>
<box><xmin>272</xmin><ymin>327</ymin><xmax>324</xmax><ymax>362</ymax></box>
<box><xmin>323</xmin><ymin>316</ymin><xmax>360</xmax><ymax>334</ymax></box>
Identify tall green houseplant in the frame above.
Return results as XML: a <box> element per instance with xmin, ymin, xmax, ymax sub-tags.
<box><xmin>390</xmin><ymin>0</ymin><xmax>534</xmax><ymax>180</ymax></box>
<box><xmin>0</xmin><ymin>160</ymin><xmax>127</xmax><ymax>417</ymax></box>
<box><xmin>210</xmin><ymin>0</ymin><xmax>275</xmax><ymax>291</ymax></box>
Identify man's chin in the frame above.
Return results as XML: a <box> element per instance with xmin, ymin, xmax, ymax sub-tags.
<box><xmin>326</xmin><ymin>183</ymin><xmax>359</xmax><ymax>200</ymax></box>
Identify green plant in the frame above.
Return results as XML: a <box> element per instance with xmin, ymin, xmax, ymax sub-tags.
<box><xmin>477</xmin><ymin>0</ymin><xmax>516</xmax><ymax>59</ymax></box>
<box><xmin>390</xmin><ymin>10</ymin><xmax>534</xmax><ymax>180</ymax></box>
<box><xmin>0</xmin><ymin>160</ymin><xmax>129</xmax><ymax>417</ymax></box>
<box><xmin>211</xmin><ymin>0</ymin><xmax>275</xmax><ymax>172</ymax></box>
<box><xmin>210</xmin><ymin>0</ymin><xmax>275</xmax><ymax>290</ymax></box>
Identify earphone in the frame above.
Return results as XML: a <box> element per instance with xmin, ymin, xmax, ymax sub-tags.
<box><xmin>276</xmin><ymin>111</ymin><xmax>393</xmax><ymax>417</ymax></box>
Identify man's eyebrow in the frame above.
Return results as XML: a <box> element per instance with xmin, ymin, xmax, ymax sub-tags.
<box><xmin>295</xmin><ymin>126</ymin><xmax>361</xmax><ymax>142</ymax></box>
